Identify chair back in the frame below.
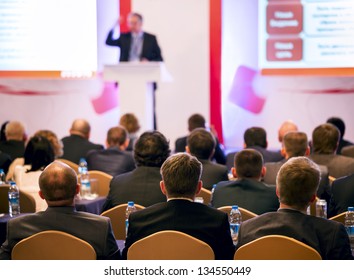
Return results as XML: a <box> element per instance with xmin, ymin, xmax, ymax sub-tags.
<box><xmin>127</xmin><ymin>230</ymin><xmax>214</xmax><ymax>260</ymax></box>
<box><xmin>234</xmin><ymin>235</ymin><xmax>322</xmax><ymax>260</ymax></box>
<box><xmin>218</xmin><ymin>206</ymin><xmax>257</xmax><ymax>221</ymax></box>
<box><xmin>0</xmin><ymin>185</ymin><xmax>36</xmax><ymax>213</ymax></box>
<box><xmin>198</xmin><ymin>187</ymin><xmax>211</xmax><ymax>205</ymax></box>
<box><xmin>101</xmin><ymin>203</ymin><xmax>145</xmax><ymax>240</ymax></box>
<box><xmin>12</xmin><ymin>230</ymin><xmax>96</xmax><ymax>260</ymax></box>
<box><xmin>329</xmin><ymin>212</ymin><xmax>346</xmax><ymax>225</ymax></box>
<box><xmin>78</xmin><ymin>170</ymin><xmax>112</xmax><ymax>197</ymax></box>
<box><xmin>56</xmin><ymin>159</ymin><xmax>79</xmax><ymax>174</ymax></box>
<box><xmin>328</xmin><ymin>176</ymin><xmax>336</xmax><ymax>186</ymax></box>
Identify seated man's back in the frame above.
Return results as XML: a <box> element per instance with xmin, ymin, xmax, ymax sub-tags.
<box><xmin>329</xmin><ymin>174</ymin><xmax>354</xmax><ymax>217</ymax></box>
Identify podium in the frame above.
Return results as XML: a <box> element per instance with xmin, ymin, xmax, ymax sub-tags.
<box><xmin>103</xmin><ymin>62</ymin><xmax>172</xmax><ymax>132</ymax></box>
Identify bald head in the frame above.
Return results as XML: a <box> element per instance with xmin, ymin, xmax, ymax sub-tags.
<box><xmin>5</xmin><ymin>121</ymin><xmax>25</xmax><ymax>141</ymax></box>
<box><xmin>278</xmin><ymin>121</ymin><xmax>298</xmax><ymax>143</ymax></box>
<box><xmin>39</xmin><ymin>161</ymin><xmax>78</xmax><ymax>206</ymax></box>
<box><xmin>70</xmin><ymin>119</ymin><xmax>91</xmax><ymax>139</ymax></box>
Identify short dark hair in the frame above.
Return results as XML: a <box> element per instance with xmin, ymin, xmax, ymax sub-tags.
<box><xmin>134</xmin><ymin>131</ymin><xmax>170</xmax><ymax>167</ymax></box>
<box><xmin>188</xmin><ymin>114</ymin><xmax>206</xmax><ymax>132</ymax></box>
<box><xmin>283</xmin><ymin>132</ymin><xmax>308</xmax><ymax>158</ymax></box>
<box><xmin>235</xmin><ymin>149</ymin><xmax>263</xmax><ymax>179</ymax></box>
<box><xmin>277</xmin><ymin>157</ymin><xmax>320</xmax><ymax>210</ymax></box>
<box><xmin>130</xmin><ymin>12</ymin><xmax>143</xmax><ymax>22</ymax></box>
<box><xmin>312</xmin><ymin>124</ymin><xmax>339</xmax><ymax>154</ymax></box>
<box><xmin>187</xmin><ymin>128</ymin><xmax>216</xmax><ymax>160</ymax></box>
<box><xmin>244</xmin><ymin>127</ymin><xmax>267</xmax><ymax>148</ymax></box>
<box><xmin>107</xmin><ymin>126</ymin><xmax>127</xmax><ymax>147</ymax></box>
<box><xmin>327</xmin><ymin>117</ymin><xmax>345</xmax><ymax>139</ymax></box>
<box><xmin>39</xmin><ymin>161</ymin><xmax>77</xmax><ymax>202</ymax></box>
<box><xmin>24</xmin><ymin>136</ymin><xmax>55</xmax><ymax>172</ymax></box>
<box><xmin>161</xmin><ymin>153</ymin><xmax>202</xmax><ymax>199</ymax></box>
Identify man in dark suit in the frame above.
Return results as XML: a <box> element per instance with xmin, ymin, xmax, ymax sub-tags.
<box><xmin>86</xmin><ymin>126</ymin><xmax>135</xmax><ymax>177</ymax></box>
<box><xmin>102</xmin><ymin>131</ymin><xmax>170</xmax><ymax>211</ymax></box>
<box><xmin>329</xmin><ymin>174</ymin><xmax>354</xmax><ymax>217</ymax></box>
<box><xmin>236</xmin><ymin>157</ymin><xmax>353</xmax><ymax>260</ymax></box>
<box><xmin>175</xmin><ymin>114</ymin><xmax>226</xmax><ymax>164</ymax></box>
<box><xmin>123</xmin><ymin>153</ymin><xmax>235</xmax><ymax>260</ymax></box>
<box><xmin>327</xmin><ymin>117</ymin><xmax>353</xmax><ymax>154</ymax></box>
<box><xmin>186</xmin><ymin>128</ymin><xmax>228</xmax><ymax>190</ymax></box>
<box><xmin>309</xmin><ymin>123</ymin><xmax>354</xmax><ymax>178</ymax></box>
<box><xmin>211</xmin><ymin>149</ymin><xmax>279</xmax><ymax>214</ymax></box>
<box><xmin>264</xmin><ymin>132</ymin><xmax>331</xmax><ymax>203</ymax></box>
<box><xmin>0</xmin><ymin>161</ymin><xmax>119</xmax><ymax>260</ymax></box>
<box><xmin>60</xmin><ymin>119</ymin><xmax>103</xmax><ymax>164</ymax></box>
<box><xmin>0</xmin><ymin>121</ymin><xmax>26</xmax><ymax>162</ymax></box>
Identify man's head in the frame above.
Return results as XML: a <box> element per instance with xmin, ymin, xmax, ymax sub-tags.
<box><xmin>278</xmin><ymin>120</ymin><xmax>298</xmax><ymax>143</ymax></box>
<box><xmin>188</xmin><ymin>114</ymin><xmax>206</xmax><ymax>132</ymax></box>
<box><xmin>106</xmin><ymin>126</ymin><xmax>129</xmax><ymax>150</ymax></box>
<box><xmin>233</xmin><ymin>149</ymin><xmax>266</xmax><ymax>180</ymax></box>
<box><xmin>39</xmin><ymin>161</ymin><xmax>79</xmax><ymax>207</ymax></box>
<box><xmin>282</xmin><ymin>132</ymin><xmax>309</xmax><ymax>159</ymax></box>
<box><xmin>5</xmin><ymin>121</ymin><xmax>25</xmax><ymax>141</ymax></box>
<box><xmin>312</xmin><ymin>123</ymin><xmax>340</xmax><ymax>155</ymax></box>
<box><xmin>119</xmin><ymin>113</ymin><xmax>140</xmax><ymax>134</ymax></box>
<box><xmin>160</xmin><ymin>153</ymin><xmax>202</xmax><ymax>200</ymax></box>
<box><xmin>134</xmin><ymin>131</ymin><xmax>170</xmax><ymax>167</ymax></box>
<box><xmin>244</xmin><ymin>127</ymin><xmax>267</xmax><ymax>149</ymax></box>
<box><xmin>69</xmin><ymin>119</ymin><xmax>91</xmax><ymax>139</ymax></box>
<box><xmin>127</xmin><ymin>12</ymin><xmax>143</xmax><ymax>34</ymax></box>
<box><xmin>327</xmin><ymin>117</ymin><xmax>345</xmax><ymax>140</ymax></box>
<box><xmin>276</xmin><ymin>157</ymin><xmax>320</xmax><ymax>211</ymax></box>
<box><xmin>186</xmin><ymin>128</ymin><xmax>216</xmax><ymax>160</ymax></box>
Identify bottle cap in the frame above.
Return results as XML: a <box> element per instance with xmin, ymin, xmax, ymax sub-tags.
<box><xmin>9</xmin><ymin>181</ymin><xmax>16</xmax><ymax>186</ymax></box>
<box><xmin>348</xmin><ymin>207</ymin><xmax>354</xmax><ymax>212</ymax></box>
<box><xmin>79</xmin><ymin>158</ymin><xmax>86</xmax><ymax>163</ymax></box>
<box><xmin>0</xmin><ymin>169</ymin><xmax>4</xmax><ymax>173</ymax></box>
<box><xmin>232</xmin><ymin>205</ymin><xmax>238</xmax><ymax>210</ymax></box>
<box><xmin>128</xmin><ymin>201</ymin><xmax>134</xmax><ymax>206</ymax></box>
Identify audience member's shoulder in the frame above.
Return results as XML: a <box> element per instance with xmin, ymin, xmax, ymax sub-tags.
<box><xmin>333</xmin><ymin>173</ymin><xmax>354</xmax><ymax>185</ymax></box>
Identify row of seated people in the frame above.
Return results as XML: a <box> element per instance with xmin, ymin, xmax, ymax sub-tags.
<box><xmin>1</xmin><ymin>116</ymin><xmax>354</xmax><ymax>217</ymax></box>
<box><xmin>1</xmin><ymin>152</ymin><xmax>353</xmax><ymax>260</ymax></box>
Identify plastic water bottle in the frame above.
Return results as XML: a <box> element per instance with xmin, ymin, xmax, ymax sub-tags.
<box><xmin>316</xmin><ymin>199</ymin><xmax>327</xmax><ymax>219</ymax></box>
<box><xmin>345</xmin><ymin>206</ymin><xmax>354</xmax><ymax>254</ymax></box>
<box><xmin>229</xmin><ymin>205</ymin><xmax>242</xmax><ymax>246</ymax></box>
<box><xmin>78</xmin><ymin>158</ymin><xmax>91</xmax><ymax>198</ymax></box>
<box><xmin>125</xmin><ymin>201</ymin><xmax>136</xmax><ymax>237</ymax></box>
<box><xmin>0</xmin><ymin>169</ymin><xmax>6</xmax><ymax>185</ymax></box>
<box><xmin>8</xmin><ymin>181</ymin><xmax>20</xmax><ymax>217</ymax></box>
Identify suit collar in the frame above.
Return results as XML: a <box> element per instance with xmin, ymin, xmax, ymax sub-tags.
<box><xmin>45</xmin><ymin>206</ymin><xmax>76</xmax><ymax>213</ymax></box>
<box><xmin>277</xmin><ymin>208</ymin><xmax>305</xmax><ymax>215</ymax></box>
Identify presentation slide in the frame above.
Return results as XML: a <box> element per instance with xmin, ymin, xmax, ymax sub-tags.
<box><xmin>259</xmin><ymin>0</ymin><xmax>354</xmax><ymax>75</ymax></box>
<box><xmin>0</xmin><ymin>0</ymin><xmax>97</xmax><ymax>78</ymax></box>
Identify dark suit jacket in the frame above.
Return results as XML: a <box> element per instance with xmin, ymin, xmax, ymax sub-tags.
<box><xmin>337</xmin><ymin>138</ymin><xmax>353</xmax><ymax>154</ymax></box>
<box><xmin>236</xmin><ymin>208</ymin><xmax>353</xmax><ymax>260</ymax></box>
<box><xmin>0</xmin><ymin>206</ymin><xmax>119</xmax><ymax>260</ymax></box>
<box><xmin>86</xmin><ymin>147</ymin><xmax>135</xmax><ymax>177</ymax></box>
<box><xmin>106</xmin><ymin>30</ymin><xmax>163</xmax><ymax>62</ymax></box>
<box><xmin>60</xmin><ymin>134</ymin><xmax>103</xmax><ymax>164</ymax></box>
<box><xmin>102</xmin><ymin>166</ymin><xmax>165</xmax><ymax>211</ymax></box>
<box><xmin>0</xmin><ymin>151</ymin><xmax>11</xmax><ymax>174</ymax></box>
<box><xmin>0</xmin><ymin>140</ymin><xmax>25</xmax><ymax>161</ymax></box>
<box><xmin>309</xmin><ymin>153</ymin><xmax>354</xmax><ymax>178</ymax></box>
<box><xmin>123</xmin><ymin>199</ymin><xmax>235</xmax><ymax>260</ymax></box>
<box><xmin>175</xmin><ymin>136</ymin><xmax>226</xmax><ymax>165</ymax></box>
<box><xmin>263</xmin><ymin>160</ymin><xmax>331</xmax><ymax>203</ymax></box>
<box><xmin>199</xmin><ymin>159</ymin><xmax>229</xmax><ymax>190</ymax></box>
<box><xmin>211</xmin><ymin>178</ymin><xmax>279</xmax><ymax>214</ymax></box>
<box><xmin>329</xmin><ymin>174</ymin><xmax>354</xmax><ymax>217</ymax></box>
<box><xmin>341</xmin><ymin>145</ymin><xmax>354</xmax><ymax>158</ymax></box>
<box><xmin>247</xmin><ymin>146</ymin><xmax>284</xmax><ymax>163</ymax></box>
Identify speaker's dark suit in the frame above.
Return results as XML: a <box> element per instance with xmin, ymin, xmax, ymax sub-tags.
<box><xmin>0</xmin><ymin>140</ymin><xmax>25</xmax><ymax>162</ymax></box>
<box><xmin>86</xmin><ymin>147</ymin><xmax>135</xmax><ymax>177</ymax></box>
<box><xmin>309</xmin><ymin>153</ymin><xmax>354</xmax><ymax>179</ymax></box>
<box><xmin>175</xmin><ymin>136</ymin><xmax>226</xmax><ymax>165</ymax></box>
<box><xmin>123</xmin><ymin>199</ymin><xmax>235</xmax><ymax>260</ymax></box>
<box><xmin>263</xmin><ymin>160</ymin><xmax>331</xmax><ymax>203</ymax></box>
<box><xmin>102</xmin><ymin>166</ymin><xmax>165</xmax><ymax>212</ymax></box>
<box><xmin>106</xmin><ymin>30</ymin><xmax>163</xmax><ymax>62</ymax></box>
<box><xmin>199</xmin><ymin>159</ymin><xmax>228</xmax><ymax>190</ymax></box>
<box><xmin>0</xmin><ymin>151</ymin><xmax>11</xmax><ymax>174</ymax></box>
<box><xmin>0</xmin><ymin>206</ymin><xmax>119</xmax><ymax>260</ymax></box>
<box><xmin>211</xmin><ymin>178</ymin><xmax>279</xmax><ymax>215</ymax></box>
<box><xmin>236</xmin><ymin>208</ymin><xmax>353</xmax><ymax>260</ymax></box>
<box><xmin>60</xmin><ymin>134</ymin><xmax>103</xmax><ymax>164</ymax></box>
<box><xmin>329</xmin><ymin>174</ymin><xmax>354</xmax><ymax>217</ymax></box>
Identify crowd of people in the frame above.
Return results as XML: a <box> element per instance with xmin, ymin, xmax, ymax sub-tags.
<box><xmin>0</xmin><ymin>114</ymin><xmax>354</xmax><ymax>260</ymax></box>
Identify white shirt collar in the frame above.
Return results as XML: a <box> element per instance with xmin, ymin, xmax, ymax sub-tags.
<box><xmin>167</xmin><ymin>197</ymin><xmax>194</xmax><ymax>203</ymax></box>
